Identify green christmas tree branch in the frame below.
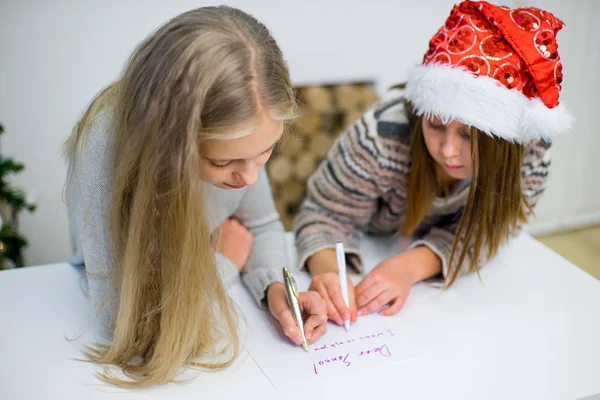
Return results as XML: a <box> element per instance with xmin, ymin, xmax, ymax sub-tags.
<box><xmin>0</xmin><ymin>123</ymin><xmax>36</xmax><ymax>268</ymax></box>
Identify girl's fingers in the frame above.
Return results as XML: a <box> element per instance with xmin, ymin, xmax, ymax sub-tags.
<box><xmin>299</xmin><ymin>291</ymin><xmax>327</xmax><ymax>317</ymax></box>
<box><xmin>276</xmin><ymin>309</ymin><xmax>303</xmax><ymax>345</ymax></box>
<box><xmin>357</xmin><ymin>291</ymin><xmax>393</xmax><ymax>316</ymax></box>
<box><xmin>307</xmin><ymin>323</ymin><xmax>327</xmax><ymax>344</ymax></box>
<box><xmin>318</xmin><ymin>287</ymin><xmax>343</xmax><ymax>325</ymax></box>
<box><xmin>347</xmin><ymin>281</ymin><xmax>358</xmax><ymax>322</ymax></box>
<box><xmin>325</xmin><ymin>280</ymin><xmax>351</xmax><ymax>323</ymax></box>
<box><xmin>303</xmin><ymin>314</ymin><xmax>327</xmax><ymax>341</ymax></box>
<box><xmin>355</xmin><ymin>282</ymin><xmax>385</xmax><ymax>309</ymax></box>
<box><xmin>378</xmin><ymin>295</ymin><xmax>407</xmax><ymax>316</ymax></box>
<box><xmin>355</xmin><ymin>272</ymin><xmax>377</xmax><ymax>296</ymax></box>
<box><xmin>298</xmin><ymin>291</ymin><xmax>327</xmax><ymax>340</ymax></box>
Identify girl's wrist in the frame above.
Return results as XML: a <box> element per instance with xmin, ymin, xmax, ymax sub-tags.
<box><xmin>307</xmin><ymin>249</ymin><xmax>338</xmax><ymax>276</ymax></box>
<box><xmin>404</xmin><ymin>246</ymin><xmax>443</xmax><ymax>284</ymax></box>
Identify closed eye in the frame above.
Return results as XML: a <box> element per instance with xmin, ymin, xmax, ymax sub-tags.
<box><xmin>211</xmin><ymin>161</ymin><xmax>232</xmax><ymax>169</ymax></box>
<box><xmin>209</xmin><ymin>144</ymin><xmax>276</xmax><ymax>169</ymax></box>
<box><xmin>429</xmin><ymin>121</ymin><xmax>446</xmax><ymax>131</ymax></box>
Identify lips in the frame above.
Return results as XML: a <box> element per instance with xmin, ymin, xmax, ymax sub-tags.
<box><xmin>225</xmin><ymin>183</ymin><xmax>246</xmax><ymax>189</ymax></box>
<box><xmin>444</xmin><ymin>163</ymin><xmax>463</xmax><ymax>170</ymax></box>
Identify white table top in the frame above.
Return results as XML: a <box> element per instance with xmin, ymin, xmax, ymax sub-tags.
<box><xmin>1</xmin><ymin>233</ymin><xmax>599</xmax><ymax>400</ymax></box>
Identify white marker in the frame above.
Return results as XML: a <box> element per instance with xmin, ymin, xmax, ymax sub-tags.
<box><xmin>335</xmin><ymin>241</ymin><xmax>350</xmax><ymax>332</ymax></box>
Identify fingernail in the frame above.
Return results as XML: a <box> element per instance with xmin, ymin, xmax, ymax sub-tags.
<box><xmin>357</xmin><ymin>310</ymin><xmax>364</xmax><ymax>316</ymax></box>
<box><xmin>294</xmin><ymin>336</ymin><xmax>303</xmax><ymax>345</ymax></box>
<box><xmin>306</xmin><ymin>331</ymin><xmax>312</xmax><ymax>340</ymax></box>
<box><xmin>343</xmin><ymin>313</ymin><xmax>350</xmax><ymax>320</ymax></box>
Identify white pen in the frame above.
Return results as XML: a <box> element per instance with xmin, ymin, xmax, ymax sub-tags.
<box><xmin>335</xmin><ymin>241</ymin><xmax>350</xmax><ymax>332</ymax></box>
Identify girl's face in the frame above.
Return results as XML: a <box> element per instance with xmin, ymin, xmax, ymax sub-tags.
<box><xmin>200</xmin><ymin>111</ymin><xmax>284</xmax><ymax>190</ymax></box>
<box><xmin>421</xmin><ymin>116</ymin><xmax>473</xmax><ymax>181</ymax></box>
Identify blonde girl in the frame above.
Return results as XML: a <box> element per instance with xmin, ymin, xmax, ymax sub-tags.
<box><xmin>66</xmin><ymin>6</ymin><xmax>326</xmax><ymax>388</ymax></box>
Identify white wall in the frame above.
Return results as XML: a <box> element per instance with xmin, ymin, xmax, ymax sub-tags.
<box><xmin>0</xmin><ymin>0</ymin><xmax>597</xmax><ymax>266</ymax></box>
<box><xmin>522</xmin><ymin>0</ymin><xmax>600</xmax><ymax>234</ymax></box>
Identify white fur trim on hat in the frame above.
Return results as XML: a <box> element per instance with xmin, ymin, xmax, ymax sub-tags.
<box><xmin>404</xmin><ymin>63</ymin><xmax>573</xmax><ymax>142</ymax></box>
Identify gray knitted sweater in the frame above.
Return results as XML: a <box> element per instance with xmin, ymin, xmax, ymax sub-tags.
<box><xmin>66</xmin><ymin>111</ymin><xmax>286</xmax><ymax>334</ymax></box>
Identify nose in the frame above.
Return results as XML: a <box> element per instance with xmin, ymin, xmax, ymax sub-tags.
<box><xmin>233</xmin><ymin>161</ymin><xmax>259</xmax><ymax>186</ymax></box>
<box><xmin>441</xmin><ymin>130</ymin><xmax>462</xmax><ymax>160</ymax></box>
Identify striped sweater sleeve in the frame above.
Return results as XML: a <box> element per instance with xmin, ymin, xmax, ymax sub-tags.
<box><xmin>294</xmin><ymin>106</ymin><xmax>383</xmax><ymax>273</ymax></box>
<box><xmin>408</xmin><ymin>139</ymin><xmax>552</xmax><ymax>279</ymax></box>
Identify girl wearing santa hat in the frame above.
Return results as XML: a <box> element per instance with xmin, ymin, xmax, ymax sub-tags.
<box><xmin>294</xmin><ymin>1</ymin><xmax>573</xmax><ymax>326</ymax></box>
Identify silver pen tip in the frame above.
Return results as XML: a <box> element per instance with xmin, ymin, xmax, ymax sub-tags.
<box><xmin>302</xmin><ymin>342</ymin><xmax>309</xmax><ymax>353</ymax></box>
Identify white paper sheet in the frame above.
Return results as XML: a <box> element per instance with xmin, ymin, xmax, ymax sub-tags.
<box><xmin>230</xmin><ymin>270</ymin><xmax>451</xmax><ymax>389</ymax></box>
<box><xmin>229</xmin><ymin>234</ymin><xmax>468</xmax><ymax>389</ymax></box>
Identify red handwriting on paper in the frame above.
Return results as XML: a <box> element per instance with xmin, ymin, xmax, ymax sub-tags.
<box><xmin>313</xmin><ymin>329</ymin><xmax>396</xmax><ymax>352</ymax></box>
<box><xmin>312</xmin><ymin>343</ymin><xmax>392</xmax><ymax>375</ymax></box>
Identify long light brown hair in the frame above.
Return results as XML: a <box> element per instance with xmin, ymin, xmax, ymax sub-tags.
<box><xmin>403</xmin><ymin>101</ymin><xmax>529</xmax><ymax>287</ymax></box>
<box><xmin>65</xmin><ymin>6</ymin><xmax>297</xmax><ymax>388</ymax></box>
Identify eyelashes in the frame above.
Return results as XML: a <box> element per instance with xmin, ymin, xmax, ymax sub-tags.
<box><xmin>428</xmin><ymin>121</ymin><xmax>470</xmax><ymax>140</ymax></box>
<box><xmin>209</xmin><ymin>144</ymin><xmax>276</xmax><ymax>169</ymax></box>
<box><xmin>212</xmin><ymin>162</ymin><xmax>231</xmax><ymax>169</ymax></box>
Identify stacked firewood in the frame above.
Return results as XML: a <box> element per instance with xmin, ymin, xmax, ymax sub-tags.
<box><xmin>267</xmin><ymin>82</ymin><xmax>378</xmax><ymax>230</ymax></box>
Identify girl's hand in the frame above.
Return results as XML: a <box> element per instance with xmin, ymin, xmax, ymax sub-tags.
<box><xmin>216</xmin><ymin>218</ymin><xmax>253</xmax><ymax>271</ymax></box>
<box><xmin>308</xmin><ymin>272</ymin><xmax>357</xmax><ymax>326</ymax></box>
<box><xmin>355</xmin><ymin>247</ymin><xmax>442</xmax><ymax>316</ymax></box>
<box><xmin>267</xmin><ymin>283</ymin><xmax>328</xmax><ymax>346</ymax></box>
<box><xmin>306</xmin><ymin>248</ymin><xmax>357</xmax><ymax>327</ymax></box>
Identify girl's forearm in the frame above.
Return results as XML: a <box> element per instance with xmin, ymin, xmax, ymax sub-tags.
<box><xmin>404</xmin><ymin>246</ymin><xmax>443</xmax><ymax>284</ymax></box>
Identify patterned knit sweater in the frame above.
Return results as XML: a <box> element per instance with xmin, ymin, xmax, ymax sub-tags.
<box><xmin>294</xmin><ymin>90</ymin><xmax>550</xmax><ymax>280</ymax></box>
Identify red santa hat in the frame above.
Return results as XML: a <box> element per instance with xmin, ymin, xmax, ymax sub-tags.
<box><xmin>404</xmin><ymin>1</ymin><xmax>573</xmax><ymax>142</ymax></box>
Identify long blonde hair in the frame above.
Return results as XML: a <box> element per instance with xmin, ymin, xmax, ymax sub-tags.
<box><xmin>65</xmin><ymin>6</ymin><xmax>297</xmax><ymax>388</ymax></box>
<box><xmin>403</xmin><ymin>101</ymin><xmax>529</xmax><ymax>287</ymax></box>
